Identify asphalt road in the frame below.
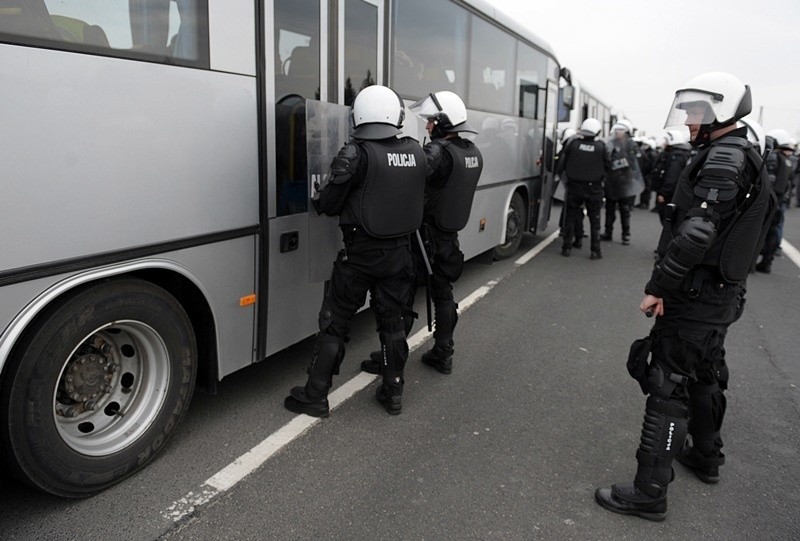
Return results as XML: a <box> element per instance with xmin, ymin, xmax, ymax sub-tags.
<box><xmin>2</xmin><ymin>205</ymin><xmax>799</xmax><ymax>541</ymax></box>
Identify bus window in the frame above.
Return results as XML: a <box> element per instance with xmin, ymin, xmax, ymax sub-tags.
<box><xmin>0</xmin><ymin>0</ymin><xmax>208</xmax><ymax>66</ymax></box>
<box><xmin>342</xmin><ymin>0</ymin><xmax>378</xmax><ymax>107</ymax></box>
<box><xmin>274</xmin><ymin>0</ymin><xmax>320</xmax><ymax>216</ymax></box>
<box><xmin>516</xmin><ymin>42</ymin><xmax>547</xmax><ymax>119</ymax></box>
<box><xmin>391</xmin><ymin>0</ymin><xmax>467</xmax><ymax>100</ymax></box>
<box><xmin>468</xmin><ymin>15</ymin><xmax>515</xmax><ymax>115</ymax></box>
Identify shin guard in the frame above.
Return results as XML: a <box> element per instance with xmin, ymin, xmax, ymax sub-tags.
<box><xmin>305</xmin><ymin>333</ymin><xmax>344</xmax><ymax>399</ymax></box>
<box><xmin>634</xmin><ymin>396</ymin><xmax>688</xmax><ymax>498</ymax></box>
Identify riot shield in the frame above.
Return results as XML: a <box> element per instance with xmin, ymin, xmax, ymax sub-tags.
<box><xmin>306</xmin><ymin>100</ymin><xmax>352</xmax><ymax>282</ymax></box>
<box><xmin>605</xmin><ymin>138</ymin><xmax>645</xmax><ymax>199</ymax></box>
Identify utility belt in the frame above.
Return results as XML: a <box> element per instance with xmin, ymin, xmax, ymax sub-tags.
<box><xmin>339</xmin><ymin>225</ymin><xmax>410</xmax><ymax>261</ymax></box>
<box><xmin>680</xmin><ymin>266</ymin><xmax>735</xmax><ymax>299</ymax></box>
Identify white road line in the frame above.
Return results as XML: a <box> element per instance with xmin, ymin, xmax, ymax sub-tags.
<box><xmin>163</xmin><ymin>236</ymin><xmax>550</xmax><ymax>522</ymax></box>
<box><xmin>514</xmin><ymin>230</ymin><xmax>560</xmax><ymax>266</ymax></box>
<box><xmin>781</xmin><ymin>239</ymin><xmax>800</xmax><ymax>269</ymax></box>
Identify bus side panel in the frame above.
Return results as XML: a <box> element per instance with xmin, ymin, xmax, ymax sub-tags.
<box><xmin>457</xmin><ymin>185</ymin><xmax>506</xmax><ymax>261</ymax></box>
<box><xmin>169</xmin><ymin>236</ymin><xmax>257</xmax><ymax>379</ymax></box>
<box><xmin>0</xmin><ymin>45</ymin><xmax>258</xmax><ymax>272</ymax></box>
<box><xmin>0</xmin><ymin>237</ymin><xmax>257</xmax><ymax>381</ymax></box>
<box><xmin>265</xmin><ymin>214</ymin><xmax>326</xmax><ymax>358</ymax></box>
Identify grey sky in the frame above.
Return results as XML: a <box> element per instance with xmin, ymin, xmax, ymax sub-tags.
<box><xmin>490</xmin><ymin>0</ymin><xmax>800</xmax><ymax>138</ymax></box>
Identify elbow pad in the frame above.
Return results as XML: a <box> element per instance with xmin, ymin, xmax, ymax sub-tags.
<box><xmin>424</xmin><ymin>141</ymin><xmax>446</xmax><ymax>178</ymax></box>
<box><xmin>329</xmin><ymin>143</ymin><xmax>360</xmax><ymax>184</ymax></box>
<box><xmin>650</xmin><ymin>216</ymin><xmax>717</xmax><ymax>292</ymax></box>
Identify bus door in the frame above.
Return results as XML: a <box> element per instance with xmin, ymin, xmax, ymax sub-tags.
<box><xmin>307</xmin><ymin>0</ymin><xmax>386</xmax><ymax>282</ymax></box>
<box><xmin>537</xmin><ymin>79</ymin><xmax>559</xmax><ymax>232</ymax></box>
<box><xmin>308</xmin><ymin>0</ymin><xmax>386</xmax><ymax>281</ymax></box>
<box><xmin>266</xmin><ymin>0</ymin><xmax>338</xmax><ymax>357</ymax></box>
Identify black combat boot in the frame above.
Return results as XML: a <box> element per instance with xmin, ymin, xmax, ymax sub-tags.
<box><xmin>284</xmin><ymin>334</ymin><xmax>342</xmax><ymax>418</ymax></box>
<box><xmin>755</xmin><ymin>259</ymin><xmax>771</xmax><ymax>273</ymax></box>
<box><xmin>376</xmin><ymin>380</ymin><xmax>403</xmax><ymax>415</ymax></box>
<box><xmin>595</xmin><ymin>483</ymin><xmax>667</xmax><ymax>522</ymax></box>
<box><xmin>421</xmin><ymin>343</ymin><xmax>453</xmax><ymax>374</ymax></box>
<box><xmin>600</xmin><ymin>232</ymin><xmax>613</xmax><ymax>241</ymax></box>
<box><xmin>597</xmin><ymin>395</ymin><xmax>687</xmax><ymax>521</ymax></box>
<box><xmin>561</xmin><ymin>246</ymin><xmax>572</xmax><ymax>257</ymax></box>
<box><xmin>360</xmin><ymin>350</ymin><xmax>382</xmax><ymax>375</ymax></box>
<box><xmin>590</xmin><ymin>250</ymin><xmax>603</xmax><ymax>260</ymax></box>
<box><xmin>676</xmin><ymin>442</ymin><xmax>723</xmax><ymax>484</ymax></box>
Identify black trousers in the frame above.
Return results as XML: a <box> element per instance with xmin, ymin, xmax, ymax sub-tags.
<box><xmin>647</xmin><ymin>275</ymin><xmax>743</xmax><ymax>459</ymax></box>
<box><xmin>604</xmin><ymin>196</ymin><xmax>634</xmax><ymax>236</ymax></box>
<box><xmin>562</xmin><ymin>181</ymin><xmax>603</xmax><ymax>252</ymax></box>
<box><xmin>318</xmin><ymin>230</ymin><xmax>415</xmax><ymax>385</ymax></box>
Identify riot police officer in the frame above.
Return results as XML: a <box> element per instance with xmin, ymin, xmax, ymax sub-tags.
<box><xmin>596</xmin><ymin>72</ymin><xmax>775</xmax><ymax>521</ymax></box>
<box><xmin>361</xmin><ymin>91</ymin><xmax>483</xmax><ymax>377</ymax></box>
<box><xmin>284</xmin><ymin>85</ymin><xmax>426</xmax><ymax>417</ymax></box>
<box><xmin>556</xmin><ymin>118</ymin><xmax>611</xmax><ymax>259</ymax></box>
<box><xmin>756</xmin><ymin>129</ymin><xmax>796</xmax><ymax>273</ymax></box>
<box><xmin>651</xmin><ymin>129</ymin><xmax>693</xmax><ymax>225</ymax></box>
<box><xmin>602</xmin><ymin>119</ymin><xmax>643</xmax><ymax>245</ymax></box>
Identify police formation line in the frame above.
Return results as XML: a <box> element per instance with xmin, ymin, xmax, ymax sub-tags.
<box><xmin>283</xmin><ymin>72</ymin><xmax>791</xmax><ymax>523</ymax></box>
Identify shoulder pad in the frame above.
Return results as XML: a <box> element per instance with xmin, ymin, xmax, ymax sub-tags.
<box><xmin>329</xmin><ymin>142</ymin><xmax>360</xmax><ymax>183</ymax></box>
<box><xmin>765</xmin><ymin>151</ymin><xmax>780</xmax><ymax>172</ymax></box>
<box><xmin>694</xmin><ymin>145</ymin><xmax>746</xmax><ymax>201</ymax></box>
<box><xmin>425</xmin><ymin>140</ymin><xmax>447</xmax><ymax>163</ymax></box>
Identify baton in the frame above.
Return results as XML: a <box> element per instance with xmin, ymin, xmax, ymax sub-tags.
<box><xmin>415</xmin><ymin>229</ymin><xmax>434</xmax><ymax>332</ymax></box>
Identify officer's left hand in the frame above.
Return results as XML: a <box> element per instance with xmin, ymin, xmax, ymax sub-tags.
<box><xmin>640</xmin><ymin>294</ymin><xmax>664</xmax><ymax>318</ymax></box>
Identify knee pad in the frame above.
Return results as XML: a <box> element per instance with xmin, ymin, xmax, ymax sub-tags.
<box><xmin>646</xmin><ymin>363</ymin><xmax>688</xmax><ymax>400</ymax></box>
<box><xmin>318</xmin><ymin>297</ymin><xmax>350</xmax><ymax>338</ymax></box>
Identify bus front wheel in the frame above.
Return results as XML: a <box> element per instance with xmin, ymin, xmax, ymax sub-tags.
<box><xmin>493</xmin><ymin>192</ymin><xmax>526</xmax><ymax>259</ymax></box>
<box><xmin>0</xmin><ymin>278</ymin><xmax>197</xmax><ymax>498</ymax></box>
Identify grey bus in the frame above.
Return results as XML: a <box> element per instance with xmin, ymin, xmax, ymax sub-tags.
<box><xmin>0</xmin><ymin>0</ymin><xmax>573</xmax><ymax>496</ymax></box>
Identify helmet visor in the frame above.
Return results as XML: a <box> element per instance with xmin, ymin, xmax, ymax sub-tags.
<box><xmin>664</xmin><ymin>89</ymin><xmax>719</xmax><ymax>129</ymax></box>
<box><xmin>409</xmin><ymin>93</ymin><xmax>442</xmax><ymax>119</ymax></box>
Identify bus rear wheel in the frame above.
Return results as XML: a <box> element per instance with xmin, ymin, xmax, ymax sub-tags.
<box><xmin>0</xmin><ymin>278</ymin><xmax>197</xmax><ymax>498</ymax></box>
<box><xmin>493</xmin><ymin>192</ymin><xmax>526</xmax><ymax>259</ymax></box>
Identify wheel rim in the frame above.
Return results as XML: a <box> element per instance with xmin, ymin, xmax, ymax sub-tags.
<box><xmin>53</xmin><ymin>321</ymin><xmax>170</xmax><ymax>456</ymax></box>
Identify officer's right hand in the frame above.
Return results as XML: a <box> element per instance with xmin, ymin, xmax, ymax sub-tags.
<box><xmin>640</xmin><ymin>294</ymin><xmax>664</xmax><ymax>318</ymax></box>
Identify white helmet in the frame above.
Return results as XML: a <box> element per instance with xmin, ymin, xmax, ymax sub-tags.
<box><xmin>664</xmin><ymin>72</ymin><xmax>752</xmax><ymax>140</ymax></box>
<box><xmin>612</xmin><ymin>119</ymin><xmax>633</xmax><ymax>134</ymax></box>
<box><xmin>768</xmin><ymin>128</ymin><xmax>794</xmax><ymax>151</ymax></box>
<box><xmin>579</xmin><ymin>118</ymin><xmax>602</xmax><ymax>137</ymax></box>
<box><xmin>410</xmin><ymin>90</ymin><xmax>476</xmax><ymax>134</ymax></box>
<box><xmin>664</xmin><ymin>128</ymin><xmax>689</xmax><ymax>147</ymax></box>
<box><xmin>351</xmin><ymin>85</ymin><xmax>405</xmax><ymax>140</ymax></box>
<box><xmin>739</xmin><ymin>116</ymin><xmax>766</xmax><ymax>154</ymax></box>
<box><xmin>561</xmin><ymin>127</ymin><xmax>577</xmax><ymax>143</ymax></box>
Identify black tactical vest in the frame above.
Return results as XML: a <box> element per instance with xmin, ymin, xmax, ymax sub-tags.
<box><xmin>564</xmin><ymin>138</ymin><xmax>606</xmax><ymax>182</ymax></box>
<box><xmin>429</xmin><ymin>140</ymin><xmax>483</xmax><ymax>232</ymax></box>
<box><xmin>769</xmin><ymin>151</ymin><xmax>793</xmax><ymax>197</ymax></box>
<box><xmin>658</xmin><ymin>136</ymin><xmax>774</xmax><ymax>282</ymax></box>
<box><xmin>354</xmin><ymin>138</ymin><xmax>426</xmax><ymax>238</ymax></box>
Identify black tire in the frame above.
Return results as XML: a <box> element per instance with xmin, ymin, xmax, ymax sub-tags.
<box><xmin>493</xmin><ymin>191</ymin><xmax>526</xmax><ymax>260</ymax></box>
<box><xmin>0</xmin><ymin>278</ymin><xmax>197</xmax><ymax>497</ymax></box>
